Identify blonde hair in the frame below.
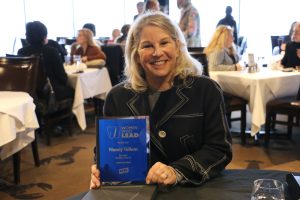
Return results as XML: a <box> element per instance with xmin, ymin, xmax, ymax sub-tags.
<box><xmin>124</xmin><ymin>12</ymin><xmax>202</xmax><ymax>92</ymax></box>
<box><xmin>204</xmin><ymin>25</ymin><xmax>236</xmax><ymax>56</ymax></box>
<box><xmin>78</xmin><ymin>28</ymin><xmax>97</xmax><ymax>47</ymax></box>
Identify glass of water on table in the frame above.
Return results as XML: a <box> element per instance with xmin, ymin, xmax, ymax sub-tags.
<box><xmin>73</xmin><ymin>55</ymin><xmax>81</xmax><ymax>72</ymax></box>
<box><xmin>251</xmin><ymin>179</ymin><xmax>285</xmax><ymax>200</ymax></box>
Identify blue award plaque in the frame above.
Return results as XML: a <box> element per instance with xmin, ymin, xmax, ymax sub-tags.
<box><xmin>97</xmin><ymin>117</ymin><xmax>150</xmax><ymax>184</ymax></box>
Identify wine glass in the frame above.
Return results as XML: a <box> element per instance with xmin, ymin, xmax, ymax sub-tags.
<box><xmin>251</xmin><ymin>179</ymin><xmax>285</xmax><ymax>200</ymax></box>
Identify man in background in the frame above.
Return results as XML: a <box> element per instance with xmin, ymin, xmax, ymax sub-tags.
<box><xmin>217</xmin><ymin>6</ymin><xmax>238</xmax><ymax>45</ymax></box>
<box><xmin>177</xmin><ymin>0</ymin><xmax>201</xmax><ymax>47</ymax></box>
<box><xmin>134</xmin><ymin>1</ymin><xmax>145</xmax><ymax>21</ymax></box>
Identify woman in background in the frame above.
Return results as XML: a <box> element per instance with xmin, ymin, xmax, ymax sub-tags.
<box><xmin>281</xmin><ymin>22</ymin><xmax>300</xmax><ymax>68</ymax></box>
<box><xmin>71</xmin><ymin>29</ymin><xmax>106</xmax><ymax>63</ymax></box>
<box><xmin>204</xmin><ymin>25</ymin><xmax>242</xmax><ymax>71</ymax></box>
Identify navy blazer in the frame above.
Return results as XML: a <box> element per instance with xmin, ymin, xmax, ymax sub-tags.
<box><xmin>103</xmin><ymin>76</ymin><xmax>232</xmax><ymax>185</ymax></box>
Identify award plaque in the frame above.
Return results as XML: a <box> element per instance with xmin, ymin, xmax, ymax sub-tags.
<box><xmin>96</xmin><ymin>117</ymin><xmax>150</xmax><ymax>184</ymax></box>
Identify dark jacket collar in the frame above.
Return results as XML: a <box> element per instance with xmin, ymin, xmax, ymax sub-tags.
<box><xmin>126</xmin><ymin>76</ymin><xmax>194</xmax><ymax>126</ymax></box>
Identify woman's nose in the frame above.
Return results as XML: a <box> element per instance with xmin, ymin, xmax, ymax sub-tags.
<box><xmin>152</xmin><ymin>46</ymin><xmax>163</xmax><ymax>56</ymax></box>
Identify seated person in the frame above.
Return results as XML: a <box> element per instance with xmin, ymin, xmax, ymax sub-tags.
<box><xmin>116</xmin><ymin>24</ymin><xmax>131</xmax><ymax>45</ymax></box>
<box><xmin>70</xmin><ymin>29</ymin><xmax>106</xmax><ymax>63</ymax></box>
<box><xmin>18</xmin><ymin>21</ymin><xmax>74</xmax><ymax>101</ymax></box>
<box><xmin>281</xmin><ymin>22</ymin><xmax>300</xmax><ymax>68</ymax></box>
<box><xmin>90</xmin><ymin>12</ymin><xmax>232</xmax><ymax>188</ymax></box>
<box><xmin>204</xmin><ymin>25</ymin><xmax>242</xmax><ymax>71</ymax></box>
<box><xmin>82</xmin><ymin>23</ymin><xmax>102</xmax><ymax>47</ymax></box>
<box><xmin>273</xmin><ymin>22</ymin><xmax>296</xmax><ymax>55</ymax></box>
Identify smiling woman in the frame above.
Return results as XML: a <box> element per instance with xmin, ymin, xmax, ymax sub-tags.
<box><xmin>90</xmin><ymin>12</ymin><xmax>232</xmax><ymax>188</ymax></box>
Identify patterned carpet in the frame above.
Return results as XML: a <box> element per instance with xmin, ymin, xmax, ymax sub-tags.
<box><xmin>0</xmin><ymin>112</ymin><xmax>299</xmax><ymax>199</ymax></box>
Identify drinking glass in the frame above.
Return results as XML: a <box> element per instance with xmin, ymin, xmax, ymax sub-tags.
<box><xmin>73</xmin><ymin>55</ymin><xmax>81</xmax><ymax>72</ymax></box>
<box><xmin>251</xmin><ymin>179</ymin><xmax>285</xmax><ymax>200</ymax></box>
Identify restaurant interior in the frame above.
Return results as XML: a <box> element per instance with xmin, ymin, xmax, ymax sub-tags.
<box><xmin>0</xmin><ymin>0</ymin><xmax>300</xmax><ymax>199</ymax></box>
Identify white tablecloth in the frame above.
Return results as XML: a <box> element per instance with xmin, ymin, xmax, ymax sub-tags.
<box><xmin>66</xmin><ymin>68</ymin><xmax>112</xmax><ymax>130</ymax></box>
<box><xmin>210</xmin><ymin>68</ymin><xmax>300</xmax><ymax>135</ymax></box>
<box><xmin>0</xmin><ymin>92</ymin><xmax>39</xmax><ymax>160</ymax></box>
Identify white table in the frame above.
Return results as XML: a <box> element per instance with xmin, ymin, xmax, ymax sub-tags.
<box><xmin>210</xmin><ymin>68</ymin><xmax>300</xmax><ymax>136</ymax></box>
<box><xmin>0</xmin><ymin>92</ymin><xmax>39</xmax><ymax>160</ymax></box>
<box><xmin>66</xmin><ymin>67</ymin><xmax>112</xmax><ymax>130</ymax></box>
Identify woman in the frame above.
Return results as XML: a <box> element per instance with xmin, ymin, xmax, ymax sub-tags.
<box><xmin>281</xmin><ymin>22</ymin><xmax>300</xmax><ymax>68</ymax></box>
<box><xmin>18</xmin><ymin>21</ymin><xmax>74</xmax><ymax>101</ymax></box>
<box><xmin>204</xmin><ymin>25</ymin><xmax>242</xmax><ymax>71</ymax></box>
<box><xmin>71</xmin><ymin>29</ymin><xmax>106</xmax><ymax>63</ymax></box>
<box><xmin>90</xmin><ymin>12</ymin><xmax>232</xmax><ymax>188</ymax></box>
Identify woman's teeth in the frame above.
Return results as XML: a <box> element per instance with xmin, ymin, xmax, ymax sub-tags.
<box><xmin>152</xmin><ymin>60</ymin><xmax>166</xmax><ymax>65</ymax></box>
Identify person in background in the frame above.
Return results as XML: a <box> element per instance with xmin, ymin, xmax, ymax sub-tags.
<box><xmin>177</xmin><ymin>0</ymin><xmax>201</xmax><ymax>47</ymax></box>
<box><xmin>46</xmin><ymin>39</ymin><xmax>67</xmax><ymax>62</ymax></box>
<box><xmin>90</xmin><ymin>12</ymin><xmax>232</xmax><ymax>188</ymax></box>
<box><xmin>70</xmin><ymin>29</ymin><xmax>106</xmax><ymax>63</ymax></box>
<box><xmin>107</xmin><ymin>29</ymin><xmax>121</xmax><ymax>44</ymax></box>
<box><xmin>273</xmin><ymin>21</ymin><xmax>297</xmax><ymax>55</ymax></box>
<box><xmin>116</xmin><ymin>24</ymin><xmax>131</xmax><ymax>45</ymax></box>
<box><xmin>134</xmin><ymin>1</ymin><xmax>145</xmax><ymax>21</ymax></box>
<box><xmin>144</xmin><ymin>0</ymin><xmax>160</xmax><ymax>12</ymax></box>
<box><xmin>204</xmin><ymin>25</ymin><xmax>242</xmax><ymax>71</ymax></box>
<box><xmin>18</xmin><ymin>21</ymin><xmax>74</xmax><ymax>101</ymax></box>
<box><xmin>281</xmin><ymin>22</ymin><xmax>300</xmax><ymax>68</ymax></box>
<box><xmin>217</xmin><ymin>6</ymin><xmax>238</xmax><ymax>45</ymax></box>
<box><xmin>82</xmin><ymin>23</ymin><xmax>102</xmax><ymax>47</ymax></box>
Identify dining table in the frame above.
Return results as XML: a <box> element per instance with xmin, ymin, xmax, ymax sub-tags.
<box><xmin>0</xmin><ymin>91</ymin><xmax>39</xmax><ymax>160</ymax></box>
<box><xmin>66</xmin><ymin>169</ymin><xmax>300</xmax><ymax>200</ymax></box>
<box><xmin>65</xmin><ymin>66</ymin><xmax>112</xmax><ymax>130</ymax></box>
<box><xmin>210</xmin><ymin>68</ymin><xmax>300</xmax><ymax>136</ymax></box>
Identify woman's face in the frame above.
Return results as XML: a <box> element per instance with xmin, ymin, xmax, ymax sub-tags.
<box><xmin>292</xmin><ymin>26</ymin><xmax>300</xmax><ymax>42</ymax></box>
<box><xmin>138</xmin><ymin>25</ymin><xmax>179</xmax><ymax>82</ymax></box>
<box><xmin>76</xmin><ymin>32</ymin><xmax>87</xmax><ymax>45</ymax></box>
<box><xmin>226</xmin><ymin>31</ymin><xmax>234</xmax><ymax>48</ymax></box>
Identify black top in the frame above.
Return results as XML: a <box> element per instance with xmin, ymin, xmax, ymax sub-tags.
<box><xmin>18</xmin><ymin>45</ymin><xmax>73</xmax><ymax>100</ymax></box>
<box><xmin>217</xmin><ymin>15</ymin><xmax>238</xmax><ymax>44</ymax></box>
<box><xmin>102</xmin><ymin>76</ymin><xmax>232</xmax><ymax>185</ymax></box>
<box><xmin>281</xmin><ymin>42</ymin><xmax>300</xmax><ymax>68</ymax></box>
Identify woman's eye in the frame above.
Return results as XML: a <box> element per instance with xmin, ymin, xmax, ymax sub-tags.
<box><xmin>141</xmin><ymin>44</ymin><xmax>152</xmax><ymax>49</ymax></box>
<box><xmin>161</xmin><ymin>41</ymin><xmax>169</xmax><ymax>46</ymax></box>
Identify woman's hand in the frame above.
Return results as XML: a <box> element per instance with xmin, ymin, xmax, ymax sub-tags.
<box><xmin>146</xmin><ymin>162</ymin><xmax>177</xmax><ymax>185</ymax></box>
<box><xmin>90</xmin><ymin>164</ymin><xmax>101</xmax><ymax>189</ymax></box>
<box><xmin>81</xmin><ymin>56</ymin><xmax>88</xmax><ymax>62</ymax></box>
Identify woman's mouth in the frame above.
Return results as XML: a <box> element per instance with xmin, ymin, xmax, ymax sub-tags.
<box><xmin>150</xmin><ymin>60</ymin><xmax>168</xmax><ymax>66</ymax></box>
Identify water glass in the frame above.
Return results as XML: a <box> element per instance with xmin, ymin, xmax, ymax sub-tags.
<box><xmin>251</xmin><ymin>179</ymin><xmax>285</xmax><ymax>200</ymax></box>
<box><xmin>73</xmin><ymin>55</ymin><xmax>81</xmax><ymax>72</ymax></box>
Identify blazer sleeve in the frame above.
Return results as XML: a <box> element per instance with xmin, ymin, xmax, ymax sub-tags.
<box><xmin>208</xmin><ymin>50</ymin><xmax>237</xmax><ymax>71</ymax></box>
<box><xmin>86</xmin><ymin>46</ymin><xmax>107</xmax><ymax>61</ymax></box>
<box><xmin>170</xmin><ymin>80</ymin><xmax>232</xmax><ymax>185</ymax></box>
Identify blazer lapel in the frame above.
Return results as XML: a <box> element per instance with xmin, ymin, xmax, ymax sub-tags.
<box><xmin>152</xmin><ymin>77</ymin><xmax>193</xmax><ymax>127</ymax></box>
<box><xmin>126</xmin><ymin>91</ymin><xmax>150</xmax><ymax>116</ymax></box>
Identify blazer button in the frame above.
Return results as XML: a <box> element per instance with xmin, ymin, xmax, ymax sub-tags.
<box><xmin>158</xmin><ymin>130</ymin><xmax>167</xmax><ymax>138</ymax></box>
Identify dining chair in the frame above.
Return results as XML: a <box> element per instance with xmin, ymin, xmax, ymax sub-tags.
<box><xmin>0</xmin><ymin>56</ymin><xmax>40</xmax><ymax>184</ymax></box>
<box><xmin>34</xmin><ymin>60</ymin><xmax>74</xmax><ymax>146</ymax></box>
<box><xmin>188</xmin><ymin>49</ymin><xmax>248</xmax><ymax>144</ymax></box>
<box><xmin>265</xmin><ymin>84</ymin><xmax>300</xmax><ymax>146</ymax></box>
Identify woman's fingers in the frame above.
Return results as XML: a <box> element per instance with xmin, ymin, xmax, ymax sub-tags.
<box><xmin>90</xmin><ymin>164</ymin><xmax>101</xmax><ymax>189</ymax></box>
<box><xmin>146</xmin><ymin>162</ymin><xmax>177</xmax><ymax>185</ymax></box>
